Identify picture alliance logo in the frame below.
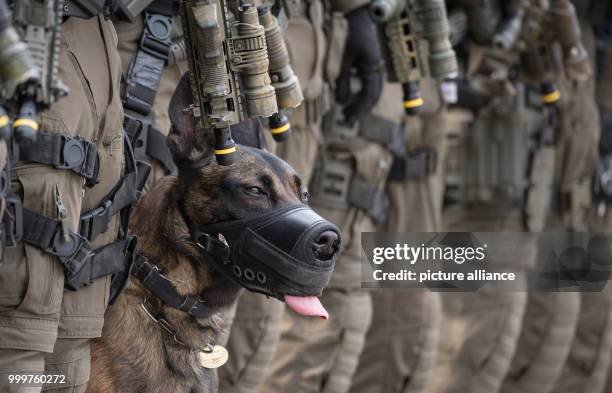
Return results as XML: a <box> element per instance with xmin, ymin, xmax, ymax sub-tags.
<box><xmin>371</xmin><ymin>243</ymin><xmax>488</xmax><ymax>265</ymax></box>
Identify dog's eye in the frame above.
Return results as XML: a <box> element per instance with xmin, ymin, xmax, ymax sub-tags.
<box><xmin>245</xmin><ymin>186</ymin><xmax>266</xmax><ymax>197</ymax></box>
<box><xmin>302</xmin><ymin>190</ymin><xmax>310</xmax><ymax>202</ymax></box>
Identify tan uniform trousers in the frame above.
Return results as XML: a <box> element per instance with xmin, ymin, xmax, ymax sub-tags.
<box><xmin>548</xmin><ymin>22</ymin><xmax>612</xmax><ymax>393</ymax></box>
<box><xmin>595</xmin><ymin>17</ymin><xmax>612</xmax><ymax>393</ymax></box>
<box><xmin>435</xmin><ymin>96</ymin><xmax>537</xmax><ymax>393</ymax></box>
<box><xmin>0</xmin><ymin>15</ymin><xmax>124</xmax><ymax>393</ymax></box>
<box><xmin>431</xmin><ymin>208</ymin><xmax>528</xmax><ymax>393</ymax></box>
<box><xmin>499</xmin><ymin>68</ymin><xmax>586</xmax><ymax>393</ymax></box>
<box><xmin>350</xmin><ymin>78</ymin><xmax>445</xmax><ymax>393</ymax></box>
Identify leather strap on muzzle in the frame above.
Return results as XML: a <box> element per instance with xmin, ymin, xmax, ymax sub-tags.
<box><xmin>187</xmin><ymin>205</ymin><xmax>340</xmax><ymax>300</ymax></box>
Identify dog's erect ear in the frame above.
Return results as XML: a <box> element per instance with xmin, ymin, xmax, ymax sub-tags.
<box><xmin>231</xmin><ymin>118</ymin><xmax>269</xmax><ymax>150</ymax></box>
<box><xmin>167</xmin><ymin>72</ymin><xmax>213</xmax><ymax>166</ymax></box>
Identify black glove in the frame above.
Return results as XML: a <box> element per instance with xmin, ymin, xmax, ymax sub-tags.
<box><xmin>600</xmin><ymin>111</ymin><xmax>612</xmax><ymax>155</ymax></box>
<box><xmin>335</xmin><ymin>6</ymin><xmax>384</xmax><ymax>122</ymax></box>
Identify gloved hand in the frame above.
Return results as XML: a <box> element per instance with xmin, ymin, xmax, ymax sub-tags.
<box><xmin>335</xmin><ymin>5</ymin><xmax>384</xmax><ymax>122</ymax></box>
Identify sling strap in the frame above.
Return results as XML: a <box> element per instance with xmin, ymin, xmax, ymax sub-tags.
<box><xmin>122</xmin><ymin>0</ymin><xmax>178</xmax><ymax>175</ymax></box>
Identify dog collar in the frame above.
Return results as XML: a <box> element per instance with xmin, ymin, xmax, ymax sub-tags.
<box><xmin>139</xmin><ymin>299</ymin><xmax>229</xmax><ymax>369</ymax></box>
<box><xmin>131</xmin><ymin>252</ymin><xmax>212</xmax><ymax>318</ymax></box>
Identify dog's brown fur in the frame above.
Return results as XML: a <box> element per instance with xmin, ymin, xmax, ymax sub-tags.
<box><xmin>86</xmin><ymin>75</ymin><xmax>308</xmax><ymax>393</ymax></box>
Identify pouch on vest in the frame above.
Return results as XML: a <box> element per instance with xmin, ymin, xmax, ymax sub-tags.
<box><xmin>310</xmin><ymin>106</ymin><xmax>393</xmax><ymax>226</ymax></box>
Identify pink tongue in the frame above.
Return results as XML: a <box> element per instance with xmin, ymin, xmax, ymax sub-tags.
<box><xmin>284</xmin><ymin>295</ymin><xmax>329</xmax><ymax>320</ymax></box>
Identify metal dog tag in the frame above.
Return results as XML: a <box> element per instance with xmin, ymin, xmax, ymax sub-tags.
<box><xmin>197</xmin><ymin>345</ymin><xmax>229</xmax><ymax>369</ymax></box>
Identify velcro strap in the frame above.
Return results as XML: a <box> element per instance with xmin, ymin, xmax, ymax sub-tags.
<box><xmin>347</xmin><ymin>178</ymin><xmax>389</xmax><ymax>224</ymax></box>
<box><xmin>358</xmin><ymin>114</ymin><xmax>406</xmax><ymax>157</ymax></box>
<box><xmin>388</xmin><ymin>148</ymin><xmax>437</xmax><ymax>181</ymax></box>
<box><xmin>125</xmin><ymin>115</ymin><xmax>176</xmax><ymax>174</ymax></box>
<box><xmin>131</xmin><ymin>254</ymin><xmax>211</xmax><ymax>318</ymax></box>
<box><xmin>17</xmin><ymin>132</ymin><xmax>99</xmax><ymax>187</ymax></box>
<box><xmin>22</xmin><ymin>208</ymin><xmax>61</xmax><ymax>250</ymax></box>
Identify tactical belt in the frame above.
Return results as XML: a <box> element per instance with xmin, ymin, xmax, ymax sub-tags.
<box><xmin>6</xmin><ymin>133</ymin><xmax>150</xmax><ymax>298</ymax></box>
<box><xmin>122</xmin><ymin>0</ymin><xmax>178</xmax><ymax>176</ymax></box>
<box><xmin>309</xmin><ymin>158</ymin><xmax>389</xmax><ymax>224</ymax></box>
<box><xmin>14</xmin><ymin>132</ymin><xmax>100</xmax><ymax>187</ymax></box>
<box><xmin>388</xmin><ymin>148</ymin><xmax>438</xmax><ymax>181</ymax></box>
<box><xmin>131</xmin><ymin>253</ymin><xmax>212</xmax><ymax>318</ymax></box>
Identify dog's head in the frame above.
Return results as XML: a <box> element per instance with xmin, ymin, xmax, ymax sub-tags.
<box><xmin>166</xmin><ymin>73</ymin><xmax>340</xmax><ymax>318</ymax></box>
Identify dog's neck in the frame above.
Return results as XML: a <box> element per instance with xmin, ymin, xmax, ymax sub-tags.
<box><xmin>123</xmin><ymin>176</ymin><xmax>242</xmax><ymax>348</ymax></box>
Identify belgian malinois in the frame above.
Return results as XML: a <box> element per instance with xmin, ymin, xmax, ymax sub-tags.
<box><xmin>86</xmin><ymin>74</ymin><xmax>339</xmax><ymax>393</ymax></box>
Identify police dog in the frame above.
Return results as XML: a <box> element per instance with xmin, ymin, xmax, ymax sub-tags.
<box><xmin>87</xmin><ymin>75</ymin><xmax>339</xmax><ymax>393</ymax></box>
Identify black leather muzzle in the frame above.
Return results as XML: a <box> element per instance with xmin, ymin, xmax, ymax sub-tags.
<box><xmin>188</xmin><ymin>205</ymin><xmax>340</xmax><ymax>300</ymax></box>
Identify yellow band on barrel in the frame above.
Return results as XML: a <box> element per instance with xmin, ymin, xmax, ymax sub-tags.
<box><xmin>271</xmin><ymin>123</ymin><xmax>291</xmax><ymax>134</ymax></box>
<box><xmin>14</xmin><ymin>118</ymin><xmax>39</xmax><ymax>131</ymax></box>
<box><xmin>215</xmin><ymin>147</ymin><xmax>237</xmax><ymax>155</ymax></box>
<box><xmin>404</xmin><ymin>98</ymin><xmax>424</xmax><ymax>109</ymax></box>
<box><xmin>541</xmin><ymin>90</ymin><xmax>560</xmax><ymax>104</ymax></box>
<box><xmin>0</xmin><ymin>115</ymin><xmax>9</xmax><ymax>128</ymax></box>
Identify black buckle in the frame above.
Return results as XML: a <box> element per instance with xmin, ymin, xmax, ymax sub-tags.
<box><xmin>50</xmin><ymin>231</ymin><xmax>95</xmax><ymax>291</ymax></box>
<box><xmin>195</xmin><ymin>232</ymin><xmax>211</xmax><ymax>251</ymax></box>
<box><xmin>58</xmin><ymin>136</ymin><xmax>99</xmax><ymax>186</ymax></box>
<box><xmin>79</xmin><ymin>199</ymin><xmax>113</xmax><ymax>241</ymax></box>
<box><xmin>3</xmin><ymin>194</ymin><xmax>23</xmax><ymax>247</ymax></box>
<box><xmin>126</xmin><ymin>117</ymin><xmax>150</xmax><ymax>163</ymax></box>
<box><xmin>141</xmin><ymin>12</ymin><xmax>173</xmax><ymax>60</ymax></box>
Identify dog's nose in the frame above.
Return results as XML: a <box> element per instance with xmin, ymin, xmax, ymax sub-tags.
<box><xmin>313</xmin><ymin>230</ymin><xmax>339</xmax><ymax>260</ymax></box>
